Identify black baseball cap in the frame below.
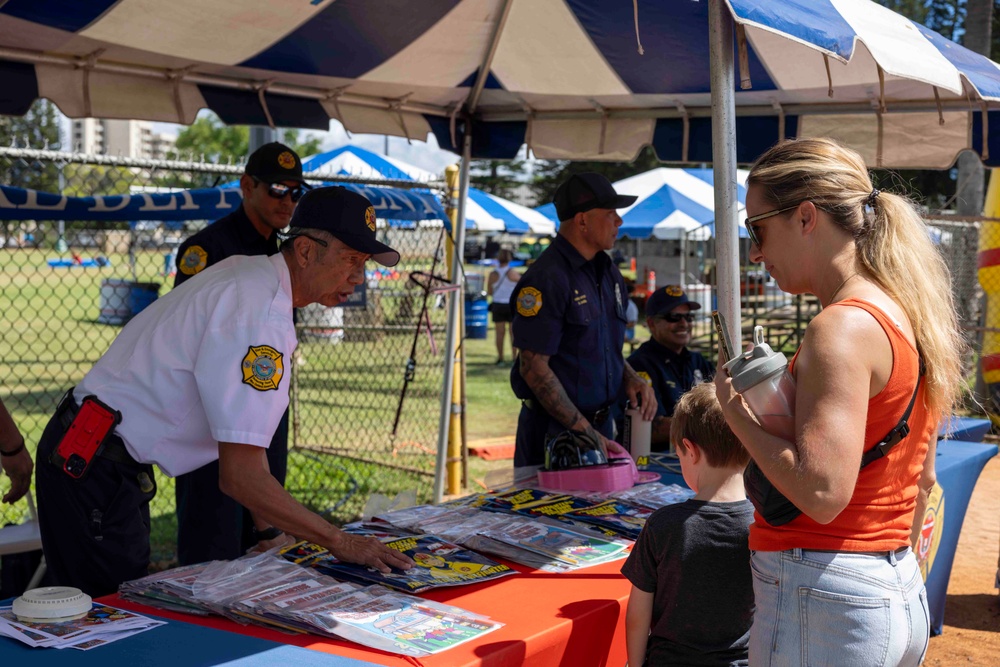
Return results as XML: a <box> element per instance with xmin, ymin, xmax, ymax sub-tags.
<box><xmin>553</xmin><ymin>172</ymin><xmax>637</xmax><ymax>222</ymax></box>
<box><xmin>245</xmin><ymin>142</ymin><xmax>306</xmax><ymax>184</ymax></box>
<box><xmin>645</xmin><ymin>285</ymin><xmax>701</xmax><ymax>318</ymax></box>
<box><xmin>288</xmin><ymin>186</ymin><xmax>400</xmax><ymax>267</ymax></box>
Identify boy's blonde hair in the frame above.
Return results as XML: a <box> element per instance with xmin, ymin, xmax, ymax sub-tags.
<box><xmin>670</xmin><ymin>383</ymin><xmax>749</xmax><ymax>468</ymax></box>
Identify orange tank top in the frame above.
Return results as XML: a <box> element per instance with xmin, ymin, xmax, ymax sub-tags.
<box><xmin>749</xmin><ymin>298</ymin><xmax>935</xmax><ymax>552</ymax></box>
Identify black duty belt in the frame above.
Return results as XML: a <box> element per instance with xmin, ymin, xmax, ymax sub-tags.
<box><xmin>521</xmin><ymin>399</ymin><xmax>611</xmax><ymax>427</ymax></box>
<box><xmin>55</xmin><ymin>389</ymin><xmax>140</xmax><ymax>467</ymax></box>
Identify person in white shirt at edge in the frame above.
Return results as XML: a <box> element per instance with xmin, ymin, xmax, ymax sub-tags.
<box><xmin>486</xmin><ymin>247</ymin><xmax>521</xmax><ymax>365</ymax></box>
<box><xmin>34</xmin><ymin>187</ymin><xmax>414</xmax><ymax>597</ymax></box>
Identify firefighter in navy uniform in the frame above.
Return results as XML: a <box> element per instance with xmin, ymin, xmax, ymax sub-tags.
<box><xmin>619</xmin><ymin>285</ymin><xmax>715</xmax><ymax>451</ymax></box>
<box><xmin>173</xmin><ymin>142</ymin><xmax>306</xmax><ymax>566</ymax></box>
<box><xmin>509</xmin><ymin>173</ymin><xmax>657</xmax><ymax>468</ymax></box>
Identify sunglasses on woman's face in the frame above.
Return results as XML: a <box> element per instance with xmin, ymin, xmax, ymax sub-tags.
<box><xmin>744</xmin><ymin>204</ymin><xmax>799</xmax><ymax>248</ymax></box>
<box><xmin>255</xmin><ymin>178</ymin><xmax>306</xmax><ymax>202</ymax></box>
<box><xmin>658</xmin><ymin>312</ymin><xmax>696</xmax><ymax>324</ymax></box>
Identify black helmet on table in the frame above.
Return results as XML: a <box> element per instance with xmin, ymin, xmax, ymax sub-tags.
<box><xmin>545</xmin><ymin>429</ymin><xmax>608</xmax><ymax>471</ymax></box>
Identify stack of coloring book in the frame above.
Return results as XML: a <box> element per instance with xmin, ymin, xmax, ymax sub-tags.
<box><xmin>119</xmin><ymin>550</ymin><xmax>504</xmax><ymax>658</ymax></box>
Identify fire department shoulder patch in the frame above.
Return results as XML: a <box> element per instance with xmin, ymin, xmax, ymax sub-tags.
<box><xmin>516</xmin><ymin>287</ymin><xmax>542</xmax><ymax>317</ymax></box>
<box><xmin>242</xmin><ymin>345</ymin><xmax>284</xmax><ymax>391</ymax></box>
<box><xmin>179</xmin><ymin>245</ymin><xmax>208</xmax><ymax>275</ymax></box>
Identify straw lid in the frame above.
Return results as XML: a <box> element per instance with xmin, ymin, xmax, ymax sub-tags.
<box><xmin>723</xmin><ymin>326</ymin><xmax>789</xmax><ymax>394</ymax></box>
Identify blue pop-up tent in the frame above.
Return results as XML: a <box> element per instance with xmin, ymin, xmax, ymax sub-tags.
<box><xmin>301</xmin><ymin>145</ymin><xmax>554</xmax><ymax>235</ymax></box>
<box><xmin>535</xmin><ymin>167</ymin><xmax>750</xmax><ymax>240</ymax></box>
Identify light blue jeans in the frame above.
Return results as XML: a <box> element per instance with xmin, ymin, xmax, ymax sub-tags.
<box><xmin>749</xmin><ymin>548</ymin><xmax>929</xmax><ymax>667</ymax></box>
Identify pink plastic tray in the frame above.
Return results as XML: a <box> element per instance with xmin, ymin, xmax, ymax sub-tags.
<box><xmin>536</xmin><ymin>450</ymin><xmax>659</xmax><ymax>493</ymax></box>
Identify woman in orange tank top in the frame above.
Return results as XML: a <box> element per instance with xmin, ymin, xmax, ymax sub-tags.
<box><xmin>715</xmin><ymin>138</ymin><xmax>964</xmax><ymax>667</ymax></box>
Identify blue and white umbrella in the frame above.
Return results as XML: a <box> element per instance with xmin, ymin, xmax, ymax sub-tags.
<box><xmin>4</xmin><ymin>1</ymin><xmax>1000</xmax><ymax>168</ymax></box>
<box><xmin>536</xmin><ymin>168</ymin><xmax>750</xmax><ymax>240</ymax></box>
<box><xmin>302</xmin><ymin>145</ymin><xmax>553</xmax><ymax>235</ymax></box>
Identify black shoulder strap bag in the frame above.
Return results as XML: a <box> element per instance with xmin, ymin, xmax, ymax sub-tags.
<box><xmin>744</xmin><ymin>358</ymin><xmax>925</xmax><ymax>527</ymax></box>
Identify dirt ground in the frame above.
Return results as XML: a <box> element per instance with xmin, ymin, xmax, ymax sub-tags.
<box><xmin>923</xmin><ymin>454</ymin><xmax>1000</xmax><ymax>666</ymax></box>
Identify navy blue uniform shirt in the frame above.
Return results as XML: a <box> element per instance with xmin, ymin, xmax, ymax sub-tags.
<box><xmin>175</xmin><ymin>205</ymin><xmax>278</xmax><ymax>285</ymax></box>
<box><xmin>510</xmin><ymin>234</ymin><xmax>628</xmax><ymax>465</ymax></box>
<box><xmin>628</xmin><ymin>336</ymin><xmax>714</xmax><ymax>412</ymax></box>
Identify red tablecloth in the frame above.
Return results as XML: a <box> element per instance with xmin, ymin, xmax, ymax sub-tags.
<box><xmin>102</xmin><ymin>558</ymin><xmax>631</xmax><ymax>667</ymax></box>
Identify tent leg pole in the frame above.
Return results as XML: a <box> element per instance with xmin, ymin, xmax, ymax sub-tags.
<box><xmin>708</xmin><ymin>0</ymin><xmax>741</xmax><ymax>346</ymax></box>
<box><xmin>434</xmin><ymin>130</ymin><xmax>472</xmax><ymax>503</ymax></box>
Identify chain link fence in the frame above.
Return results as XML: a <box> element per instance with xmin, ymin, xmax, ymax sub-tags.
<box><xmin>0</xmin><ymin>146</ymin><xmax>452</xmax><ymax>562</ymax></box>
<box><xmin>0</xmin><ymin>145</ymin><xmax>990</xmax><ymax>563</ymax></box>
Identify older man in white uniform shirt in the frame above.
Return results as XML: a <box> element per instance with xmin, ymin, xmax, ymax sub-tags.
<box><xmin>35</xmin><ymin>187</ymin><xmax>413</xmax><ymax>596</ymax></box>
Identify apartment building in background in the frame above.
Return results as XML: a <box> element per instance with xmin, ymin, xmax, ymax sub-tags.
<box><xmin>70</xmin><ymin>118</ymin><xmax>176</xmax><ymax>159</ymax></box>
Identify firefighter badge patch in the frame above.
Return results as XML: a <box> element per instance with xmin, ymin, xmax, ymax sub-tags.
<box><xmin>242</xmin><ymin>345</ymin><xmax>284</xmax><ymax>391</ymax></box>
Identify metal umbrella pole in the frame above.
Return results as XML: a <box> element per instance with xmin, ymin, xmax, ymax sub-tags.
<box><xmin>708</xmin><ymin>0</ymin><xmax>741</xmax><ymax>348</ymax></box>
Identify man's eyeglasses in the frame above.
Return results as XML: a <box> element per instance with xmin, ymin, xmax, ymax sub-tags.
<box><xmin>278</xmin><ymin>231</ymin><xmax>328</xmax><ymax>247</ymax></box>
<box><xmin>658</xmin><ymin>313</ymin><xmax>696</xmax><ymax>324</ymax></box>
<box><xmin>744</xmin><ymin>204</ymin><xmax>799</xmax><ymax>248</ymax></box>
<box><xmin>254</xmin><ymin>178</ymin><xmax>306</xmax><ymax>203</ymax></box>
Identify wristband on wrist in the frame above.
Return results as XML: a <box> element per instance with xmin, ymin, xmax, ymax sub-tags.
<box><xmin>0</xmin><ymin>438</ymin><xmax>25</xmax><ymax>457</ymax></box>
<box><xmin>253</xmin><ymin>525</ymin><xmax>284</xmax><ymax>542</ymax></box>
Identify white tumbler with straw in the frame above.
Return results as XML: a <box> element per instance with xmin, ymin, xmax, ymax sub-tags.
<box><xmin>723</xmin><ymin>326</ymin><xmax>796</xmax><ymax>440</ymax></box>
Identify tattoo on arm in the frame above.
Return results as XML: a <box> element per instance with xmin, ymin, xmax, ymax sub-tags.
<box><xmin>520</xmin><ymin>349</ymin><xmax>587</xmax><ymax>431</ymax></box>
<box><xmin>623</xmin><ymin>361</ymin><xmax>642</xmax><ymax>384</ymax></box>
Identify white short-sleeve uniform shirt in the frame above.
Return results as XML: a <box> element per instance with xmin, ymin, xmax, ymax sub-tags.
<box><xmin>75</xmin><ymin>253</ymin><xmax>297</xmax><ymax>477</ymax></box>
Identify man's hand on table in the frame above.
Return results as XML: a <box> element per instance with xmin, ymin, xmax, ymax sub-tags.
<box><xmin>331</xmin><ymin>531</ymin><xmax>415</xmax><ymax>574</ymax></box>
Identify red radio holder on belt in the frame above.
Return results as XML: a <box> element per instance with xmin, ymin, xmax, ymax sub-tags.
<box><xmin>50</xmin><ymin>395</ymin><xmax>123</xmax><ymax>479</ymax></box>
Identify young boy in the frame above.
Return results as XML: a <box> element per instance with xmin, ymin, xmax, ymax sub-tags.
<box><xmin>621</xmin><ymin>382</ymin><xmax>753</xmax><ymax>666</ymax></box>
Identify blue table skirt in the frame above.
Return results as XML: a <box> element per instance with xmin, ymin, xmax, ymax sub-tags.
<box><xmin>922</xmin><ymin>439</ymin><xmax>997</xmax><ymax>634</ymax></box>
<box><xmin>940</xmin><ymin>417</ymin><xmax>991</xmax><ymax>443</ymax></box>
<box><xmin>0</xmin><ymin>606</ymin><xmax>374</xmax><ymax>666</ymax></box>
<box><xmin>644</xmin><ymin>438</ymin><xmax>997</xmax><ymax>636</ymax></box>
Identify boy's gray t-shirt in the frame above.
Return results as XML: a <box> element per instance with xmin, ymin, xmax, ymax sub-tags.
<box><xmin>621</xmin><ymin>498</ymin><xmax>754</xmax><ymax>667</ymax></box>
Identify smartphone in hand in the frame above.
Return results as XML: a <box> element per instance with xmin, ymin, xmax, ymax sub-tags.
<box><xmin>712</xmin><ymin>310</ymin><xmax>736</xmax><ymax>368</ymax></box>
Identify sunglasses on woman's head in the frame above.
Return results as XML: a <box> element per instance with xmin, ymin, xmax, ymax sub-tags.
<box><xmin>658</xmin><ymin>313</ymin><xmax>696</xmax><ymax>323</ymax></box>
<box><xmin>254</xmin><ymin>178</ymin><xmax>306</xmax><ymax>202</ymax></box>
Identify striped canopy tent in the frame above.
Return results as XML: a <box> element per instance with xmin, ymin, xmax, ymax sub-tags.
<box><xmin>536</xmin><ymin>167</ymin><xmax>751</xmax><ymax>240</ymax></box>
<box><xmin>7</xmin><ymin>0</ymin><xmax>1000</xmax><ymax>499</ymax></box>
<box><xmin>299</xmin><ymin>145</ymin><xmax>553</xmax><ymax>234</ymax></box>
<box><xmin>3</xmin><ymin>1</ymin><xmax>1000</xmax><ymax>169</ymax></box>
